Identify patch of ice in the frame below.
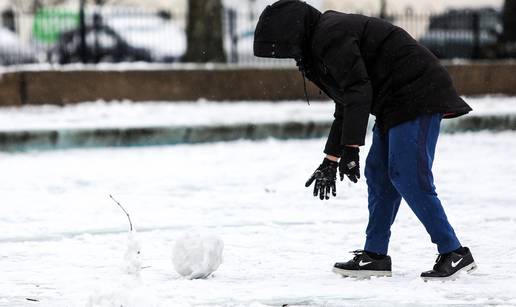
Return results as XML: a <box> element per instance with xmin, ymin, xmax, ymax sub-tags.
<box><xmin>172</xmin><ymin>230</ymin><xmax>224</xmax><ymax>279</ymax></box>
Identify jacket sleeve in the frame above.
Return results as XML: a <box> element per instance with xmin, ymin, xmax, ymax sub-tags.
<box><xmin>323</xmin><ymin>35</ymin><xmax>373</xmax><ymax>146</ymax></box>
<box><xmin>324</xmin><ymin>103</ymin><xmax>344</xmax><ymax>156</ymax></box>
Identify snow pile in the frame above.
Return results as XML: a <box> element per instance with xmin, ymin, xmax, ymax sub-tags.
<box><xmin>86</xmin><ymin>279</ymin><xmax>160</xmax><ymax>307</ymax></box>
<box><xmin>1</xmin><ymin>96</ymin><xmax>515</xmax><ymax>133</ymax></box>
<box><xmin>85</xmin><ymin>231</ymin><xmax>152</xmax><ymax>307</ymax></box>
<box><xmin>0</xmin><ymin>100</ymin><xmax>334</xmax><ymax>132</ymax></box>
<box><xmin>172</xmin><ymin>230</ymin><xmax>224</xmax><ymax>279</ymax></box>
<box><xmin>124</xmin><ymin>231</ymin><xmax>142</xmax><ymax>276</ymax></box>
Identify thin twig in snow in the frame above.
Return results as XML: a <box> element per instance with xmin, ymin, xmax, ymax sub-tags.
<box><xmin>109</xmin><ymin>194</ymin><xmax>133</xmax><ymax>231</ymax></box>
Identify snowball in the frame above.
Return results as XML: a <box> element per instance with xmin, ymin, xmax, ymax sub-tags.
<box><xmin>125</xmin><ymin>231</ymin><xmax>142</xmax><ymax>276</ymax></box>
<box><xmin>172</xmin><ymin>230</ymin><xmax>224</xmax><ymax>279</ymax></box>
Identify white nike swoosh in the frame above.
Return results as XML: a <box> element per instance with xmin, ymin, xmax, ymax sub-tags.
<box><xmin>359</xmin><ymin>260</ymin><xmax>372</xmax><ymax>267</ymax></box>
<box><xmin>451</xmin><ymin>258</ymin><xmax>463</xmax><ymax>268</ymax></box>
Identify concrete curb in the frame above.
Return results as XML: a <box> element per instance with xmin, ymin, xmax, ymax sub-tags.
<box><xmin>0</xmin><ymin>114</ymin><xmax>514</xmax><ymax>152</ymax></box>
<box><xmin>441</xmin><ymin>114</ymin><xmax>516</xmax><ymax>132</ymax></box>
<box><xmin>0</xmin><ymin>121</ymin><xmax>332</xmax><ymax>152</ymax></box>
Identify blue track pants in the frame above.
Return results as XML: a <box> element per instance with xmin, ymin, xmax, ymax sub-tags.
<box><xmin>364</xmin><ymin>113</ymin><xmax>461</xmax><ymax>255</ymax></box>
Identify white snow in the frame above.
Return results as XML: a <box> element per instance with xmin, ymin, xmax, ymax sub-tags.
<box><xmin>461</xmin><ymin>95</ymin><xmax>516</xmax><ymax>115</ymax></box>
<box><xmin>125</xmin><ymin>231</ymin><xmax>143</xmax><ymax>276</ymax></box>
<box><xmin>172</xmin><ymin>230</ymin><xmax>224</xmax><ymax>279</ymax></box>
<box><xmin>0</xmin><ymin>131</ymin><xmax>516</xmax><ymax>306</ymax></box>
<box><xmin>0</xmin><ymin>96</ymin><xmax>514</xmax><ymax>132</ymax></box>
<box><xmin>0</xmin><ymin>62</ymin><xmax>294</xmax><ymax>76</ymax></box>
<box><xmin>85</xmin><ymin>277</ymin><xmax>160</xmax><ymax>307</ymax></box>
<box><xmin>0</xmin><ymin>100</ymin><xmax>333</xmax><ymax>131</ymax></box>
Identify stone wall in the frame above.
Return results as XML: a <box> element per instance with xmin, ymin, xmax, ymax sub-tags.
<box><xmin>1</xmin><ymin>61</ymin><xmax>515</xmax><ymax>106</ymax></box>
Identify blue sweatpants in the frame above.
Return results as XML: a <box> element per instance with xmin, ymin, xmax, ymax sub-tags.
<box><xmin>364</xmin><ymin>113</ymin><xmax>461</xmax><ymax>255</ymax></box>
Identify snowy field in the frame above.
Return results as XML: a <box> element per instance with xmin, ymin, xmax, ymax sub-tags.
<box><xmin>0</xmin><ymin>100</ymin><xmax>333</xmax><ymax>131</ymax></box>
<box><xmin>1</xmin><ymin>131</ymin><xmax>516</xmax><ymax>306</ymax></box>
<box><xmin>0</xmin><ymin>96</ymin><xmax>515</xmax><ymax>131</ymax></box>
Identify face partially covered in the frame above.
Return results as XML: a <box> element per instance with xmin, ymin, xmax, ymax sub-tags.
<box><xmin>253</xmin><ymin>0</ymin><xmax>321</xmax><ymax>60</ymax></box>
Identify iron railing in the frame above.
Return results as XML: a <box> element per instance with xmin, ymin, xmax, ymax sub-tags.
<box><xmin>0</xmin><ymin>4</ymin><xmax>507</xmax><ymax>67</ymax></box>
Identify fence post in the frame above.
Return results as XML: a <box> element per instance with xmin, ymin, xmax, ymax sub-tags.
<box><xmin>227</xmin><ymin>8</ymin><xmax>238</xmax><ymax>63</ymax></box>
<box><xmin>472</xmin><ymin>12</ymin><xmax>481</xmax><ymax>59</ymax></box>
<box><xmin>93</xmin><ymin>0</ymin><xmax>104</xmax><ymax>63</ymax></box>
<box><xmin>79</xmin><ymin>0</ymin><xmax>87</xmax><ymax>63</ymax></box>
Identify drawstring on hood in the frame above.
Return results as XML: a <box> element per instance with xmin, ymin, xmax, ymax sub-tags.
<box><xmin>253</xmin><ymin>0</ymin><xmax>321</xmax><ymax>105</ymax></box>
<box><xmin>296</xmin><ymin>57</ymin><xmax>310</xmax><ymax>105</ymax></box>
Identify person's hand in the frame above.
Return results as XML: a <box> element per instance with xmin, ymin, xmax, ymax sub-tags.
<box><xmin>305</xmin><ymin>158</ymin><xmax>338</xmax><ymax>200</ymax></box>
<box><xmin>339</xmin><ymin>147</ymin><xmax>360</xmax><ymax>183</ymax></box>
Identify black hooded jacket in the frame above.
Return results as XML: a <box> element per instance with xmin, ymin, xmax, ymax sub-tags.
<box><xmin>254</xmin><ymin>0</ymin><xmax>472</xmax><ymax>155</ymax></box>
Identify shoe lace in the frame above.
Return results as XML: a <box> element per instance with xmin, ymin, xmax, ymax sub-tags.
<box><xmin>349</xmin><ymin>249</ymin><xmax>365</xmax><ymax>261</ymax></box>
<box><xmin>434</xmin><ymin>252</ymin><xmax>453</xmax><ymax>265</ymax></box>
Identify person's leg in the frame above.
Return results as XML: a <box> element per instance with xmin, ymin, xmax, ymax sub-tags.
<box><xmin>364</xmin><ymin>126</ymin><xmax>403</xmax><ymax>255</ymax></box>
<box><xmin>388</xmin><ymin>114</ymin><xmax>461</xmax><ymax>254</ymax></box>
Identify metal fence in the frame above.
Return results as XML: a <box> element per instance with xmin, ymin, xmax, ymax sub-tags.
<box><xmin>0</xmin><ymin>4</ymin><xmax>506</xmax><ymax>67</ymax></box>
<box><xmin>226</xmin><ymin>7</ymin><xmax>504</xmax><ymax>65</ymax></box>
<box><xmin>0</xmin><ymin>5</ymin><xmax>189</xmax><ymax>66</ymax></box>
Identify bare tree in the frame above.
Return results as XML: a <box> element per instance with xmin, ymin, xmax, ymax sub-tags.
<box><xmin>183</xmin><ymin>0</ymin><xmax>226</xmax><ymax>63</ymax></box>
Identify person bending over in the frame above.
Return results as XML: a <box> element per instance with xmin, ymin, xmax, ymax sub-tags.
<box><xmin>253</xmin><ymin>0</ymin><xmax>477</xmax><ymax>281</ymax></box>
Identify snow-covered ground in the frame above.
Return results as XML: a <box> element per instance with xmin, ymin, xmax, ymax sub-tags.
<box><xmin>0</xmin><ymin>100</ymin><xmax>333</xmax><ymax>131</ymax></box>
<box><xmin>1</xmin><ymin>131</ymin><xmax>516</xmax><ymax>306</ymax></box>
<box><xmin>0</xmin><ymin>96</ymin><xmax>515</xmax><ymax>132</ymax></box>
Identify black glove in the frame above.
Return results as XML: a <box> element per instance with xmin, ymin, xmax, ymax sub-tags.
<box><xmin>305</xmin><ymin>158</ymin><xmax>338</xmax><ymax>200</ymax></box>
<box><xmin>339</xmin><ymin>147</ymin><xmax>360</xmax><ymax>183</ymax></box>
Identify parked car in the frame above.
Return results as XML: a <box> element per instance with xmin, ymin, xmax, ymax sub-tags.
<box><xmin>49</xmin><ymin>8</ymin><xmax>186</xmax><ymax>64</ymax></box>
<box><xmin>0</xmin><ymin>27</ymin><xmax>39</xmax><ymax>65</ymax></box>
<box><xmin>419</xmin><ymin>8</ymin><xmax>502</xmax><ymax>59</ymax></box>
<box><xmin>102</xmin><ymin>9</ymin><xmax>186</xmax><ymax>62</ymax></box>
<box><xmin>49</xmin><ymin>24</ymin><xmax>153</xmax><ymax>64</ymax></box>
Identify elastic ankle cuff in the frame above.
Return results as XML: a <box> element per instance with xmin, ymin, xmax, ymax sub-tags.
<box><xmin>364</xmin><ymin>250</ymin><xmax>388</xmax><ymax>260</ymax></box>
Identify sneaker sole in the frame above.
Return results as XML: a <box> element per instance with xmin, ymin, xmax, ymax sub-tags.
<box><xmin>332</xmin><ymin>267</ymin><xmax>392</xmax><ymax>278</ymax></box>
<box><xmin>421</xmin><ymin>262</ymin><xmax>478</xmax><ymax>282</ymax></box>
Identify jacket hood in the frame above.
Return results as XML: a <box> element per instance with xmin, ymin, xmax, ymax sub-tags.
<box><xmin>253</xmin><ymin>0</ymin><xmax>321</xmax><ymax>59</ymax></box>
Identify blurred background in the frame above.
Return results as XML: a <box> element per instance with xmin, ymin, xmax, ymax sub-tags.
<box><xmin>0</xmin><ymin>0</ymin><xmax>515</xmax><ymax>66</ymax></box>
<box><xmin>1</xmin><ymin>2</ymin><xmax>516</xmax><ymax>306</ymax></box>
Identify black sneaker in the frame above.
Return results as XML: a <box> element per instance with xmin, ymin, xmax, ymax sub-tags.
<box><xmin>332</xmin><ymin>250</ymin><xmax>392</xmax><ymax>278</ymax></box>
<box><xmin>421</xmin><ymin>247</ymin><xmax>477</xmax><ymax>282</ymax></box>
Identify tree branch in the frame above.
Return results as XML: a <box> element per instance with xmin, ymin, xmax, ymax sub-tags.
<box><xmin>109</xmin><ymin>194</ymin><xmax>133</xmax><ymax>231</ymax></box>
